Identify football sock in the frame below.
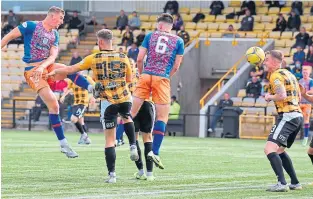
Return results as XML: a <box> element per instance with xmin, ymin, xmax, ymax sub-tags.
<box><xmin>116</xmin><ymin>122</ymin><xmax>124</xmax><ymax>141</ymax></box>
<box><xmin>267</xmin><ymin>152</ymin><xmax>287</xmax><ymax>185</ymax></box>
<box><xmin>279</xmin><ymin>152</ymin><xmax>299</xmax><ymax>184</ymax></box>
<box><xmin>105</xmin><ymin>147</ymin><xmax>116</xmax><ymax>173</ymax></box>
<box><xmin>309</xmin><ymin>154</ymin><xmax>313</xmax><ymax>165</ymax></box>
<box><xmin>152</xmin><ymin>121</ymin><xmax>166</xmax><ymax>155</ymax></box>
<box><xmin>135</xmin><ymin>140</ymin><xmax>143</xmax><ymax>170</ymax></box>
<box><xmin>82</xmin><ymin>124</ymin><xmax>88</xmax><ymax>133</ymax></box>
<box><xmin>144</xmin><ymin>142</ymin><xmax>153</xmax><ymax>172</ymax></box>
<box><xmin>67</xmin><ymin>73</ymin><xmax>90</xmax><ymax>90</ymax></box>
<box><xmin>124</xmin><ymin>122</ymin><xmax>136</xmax><ymax>146</ymax></box>
<box><xmin>304</xmin><ymin>123</ymin><xmax>309</xmax><ymax>138</ymax></box>
<box><xmin>74</xmin><ymin>122</ymin><xmax>84</xmax><ymax>134</ymax></box>
<box><xmin>49</xmin><ymin>114</ymin><xmax>66</xmax><ymax>141</ymax></box>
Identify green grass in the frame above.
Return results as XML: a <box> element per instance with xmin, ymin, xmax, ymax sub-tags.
<box><xmin>1</xmin><ymin>130</ymin><xmax>313</xmax><ymax>199</ymax></box>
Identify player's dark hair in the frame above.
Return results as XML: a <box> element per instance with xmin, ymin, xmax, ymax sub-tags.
<box><xmin>157</xmin><ymin>13</ymin><xmax>174</xmax><ymax>24</ymax></box>
<box><xmin>97</xmin><ymin>29</ymin><xmax>113</xmax><ymax>40</ymax></box>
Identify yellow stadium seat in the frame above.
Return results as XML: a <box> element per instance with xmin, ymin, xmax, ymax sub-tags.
<box><xmin>257</xmin><ymin>7</ymin><xmax>268</xmax><ymax>15</ymax></box>
<box><xmin>149</xmin><ymin>15</ymin><xmax>158</xmax><ymax>22</ymax></box>
<box><xmin>269</xmin><ymin>32</ymin><xmax>281</xmax><ymax>39</ymax></box>
<box><xmin>111</xmin><ymin>29</ymin><xmax>121</xmax><ymax>38</ymax></box>
<box><xmin>277</xmin><ymin>47</ymin><xmax>291</xmax><ymax>57</ymax></box>
<box><xmin>218</xmin><ymin>23</ymin><xmax>228</xmax><ymax>31</ymax></box>
<box><xmin>290</xmin><ymin>48</ymin><xmax>297</xmax><ymax>56</ymax></box>
<box><xmin>303</xmin><ymin>24</ymin><xmax>313</xmax><ymax>32</ymax></box>
<box><xmin>196</xmin><ymin>22</ymin><xmax>208</xmax><ymax>31</ymax></box>
<box><xmin>254</xmin><ymin>23</ymin><xmax>265</xmax><ymax>31</ymax></box>
<box><xmin>231</xmin><ymin>97</ymin><xmax>242</xmax><ymax>106</ymax></box>
<box><xmin>255</xmin><ymin>1</ymin><xmax>266</xmax><ymax>7</ymax></box>
<box><xmin>268</xmin><ymin>7</ymin><xmax>280</xmax><ymax>15</ymax></box>
<box><xmin>304</xmin><ymin>7</ymin><xmax>311</xmax><ymax>15</ymax></box>
<box><xmin>7</xmin><ymin>44</ymin><xmax>18</xmax><ymax>51</ymax></box>
<box><xmin>200</xmin><ymin>8</ymin><xmax>211</xmax><ymax>13</ymax></box>
<box><xmin>237</xmin><ymin>31</ymin><xmax>246</xmax><ymax>38</ymax></box>
<box><xmin>253</xmin><ymin>15</ymin><xmax>261</xmax><ymax>23</ymax></box>
<box><xmin>255</xmin><ymin>98</ymin><xmax>268</xmax><ymax>107</ymax></box>
<box><xmin>237</xmin><ymin>89</ymin><xmax>246</xmax><ymax>98</ymax></box>
<box><xmin>139</xmin><ymin>15</ymin><xmax>149</xmax><ymax>21</ymax></box>
<box><xmin>280</xmin><ymin>32</ymin><xmax>293</xmax><ymax>40</ymax></box>
<box><xmin>185</xmin><ymin>22</ymin><xmax>196</xmax><ymax>30</ymax></box>
<box><xmin>229</xmin><ymin>1</ymin><xmax>241</xmax><ymax>7</ymax></box>
<box><xmin>133</xmin><ymin>30</ymin><xmax>141</xmax><ymax>38</ymax></box>
<box><xmin>232</xmin><ymin>23</ymin><xmax>241</xmax><ymax>30</ymax></box>
<box><xmin>261</xmin><ymin>15</ymin><xmax>273</xmax><ymax>23</ymax></box>
<box><xmin>204</xmin><ymin>15</ymin><xmax>215</xmax><ymax>22</ymax></box>
<box><xmin>233</xmin><ymin>7</ymin><xmax>241</xmax><ymax>12</ymax></box>
<box><xmin>210</xmin><ymin>32</ymin><xmax>222</xmax><ymax>38</ymax></box>
<box><xmin>215</xmin><ymin>15</ymin><xmax>226</xmax><ymax>23</ymax></box>
<box><xmin>280</xmin><ymin>7</ymin><xmax>292</xmax><ymax>14</ymax></box>
<box><xmin>2</xmin><ymin>52</ymin><xmax>8</xmax><ymax>60</ymax></box>
<box><xmin>199</xmin><ymin>32</ymin><xmax>210</xmax><ymax>38</ymax></box>
<box><xmin>188</xmin><ymin>30</ymin><xmax>200</xmax><ymax>38</ymax></box>
<box><xmin>246</xmin><ymin>32</ymin><xmax>257</xmax><ymax>38</ymax></box>
<box><xmin>284</xmin><ymin>57</ymin><xmax>293</xmax><ymax>65</ymax></box>
<box><xmin>222</xmin><ymin>7</ymin><xmax>234</xmax><ymax>14</ymax></box>
<box><xmin>265</xmin><ymin>23</ymin><xmax>276</xmax><ymax>31</ymax></box>
<box><xmin>308</xmin><ymin>16</ymin><xmax>313</xmax><ymax>23</ymax></box>
<box><xmin>181</xmin><ymin>14</ymin><xmax>193</xmax><ymax>22</ymax></box>
<box><xmin>226</xmin><ymin>18</ymin><xmax>237</xmax><ymax>23</ymax></box>
<box><xmin>257</xmin><ymin>32</ymin><xmax>268</xmax><ymax>38</ymax></box>
<box><xmin>141</xmin><ymin>22</ymin><xmax>152</xmax><ymax>30</ymax></box>
<box><xmin>190</xmin><ymin>8</ymin><xmax>201</xmax><ymax>14</ymax></box>
<box><xmin>238</xmin><ymin>15</ymin><xmax>245</xmax><ymax>22</ymax></box>
<box><xmin>275</xmin><ymin>39</ymin><xmax>286</xmax><ymax>48</ymax></box>
<box><xmin>179</xmin><ymin>7</ymin><xmax>190</xmax><ymax>14</ymax></box>
<box><xmin>207</xmin><ymin>23</ymin><xmax>219</xmax><ymax>31</ymax></box>
<box><xmin>241</xmin><ymin>98</ymin><xmax>255</xmax><ymax>107</ymax></box>
<box><xmin>285</xmin><ymin>39</ymin><xmax>294</xmax><ymax>48</ymax></box>
<box><xmin>69</xmin><ymin>29</ymin><xmax>79</xmax><ymax>36</ymax></box>
<box><xmin>300</xmin><ymin>16</ymin><xmax>308</xmax><ymax>23</ymax></box>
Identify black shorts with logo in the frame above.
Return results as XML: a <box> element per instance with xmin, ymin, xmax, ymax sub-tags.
<box><xmin>71</xmin><ymin>104</ymin><xmax>86</xmax><ymax>118</ymax></box>
<box><xmin>133</xmin><ymin>101</ymin><xmax>155</xmax><ymax>133</ymax></box>
<box><xmin>267</xmin><ymin>112</ymin><xmax>303</xmax><ymax>148</ymax></box>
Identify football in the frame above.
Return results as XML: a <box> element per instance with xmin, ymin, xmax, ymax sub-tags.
<box><xmin>245</xmin><ymin>46</ymin><xmax>265</xmax><ymax>66</ymax></box>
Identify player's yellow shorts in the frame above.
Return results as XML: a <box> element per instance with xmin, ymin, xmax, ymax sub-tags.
<box><xmin>133</xmin><ymin>74</ymin><xmax>171</xmax><ymax>104</ymax></box>
<box><xmin>300</xmin><ymin>103</ymin><xmax>312</xmax><ymax>123</ymax></box>
<box><xmin>24</xmin><ymin>65</ymin><xmax>51</xmax><ymax>93</ymax></box>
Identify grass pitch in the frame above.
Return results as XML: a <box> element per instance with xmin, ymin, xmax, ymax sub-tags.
<box><xmin>1</xmin><ymin>130</ymin><xmax>313</xmax><ymax>199</ymax></box>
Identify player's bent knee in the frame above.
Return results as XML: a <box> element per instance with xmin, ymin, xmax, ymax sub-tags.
<box><xmin>264</xmin><ymin>141</ymin><xmax>279</xmax><ymax>155</ymax></box>
<box><xmin>71</xmin><ymin>116</ymin><xmax>78</xmax><ymax>123</ymax></box>
<box><xmin>47</xmin><ymin>103</ymin><xmax>59</xmax><ymax>114</ymax></box>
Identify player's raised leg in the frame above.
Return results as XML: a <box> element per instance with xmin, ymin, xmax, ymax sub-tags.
<box><xmin>39</xmin><ymin>87</ymin><xmax>78</xmax><ymax>158</ymax></box>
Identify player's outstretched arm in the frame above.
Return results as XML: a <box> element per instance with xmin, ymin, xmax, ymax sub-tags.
<box><xmin>137</xmin><ymin>47</ymin><xmax>147</xmax><ymax>74</ymax></box>
<box><xmin>170</xmin><ymin>55</ymin><xmax>183</xmax><ymax>77</ymax></box>
<box><xmin>38</xmin><ymin>46</ymin><xmax>59</xmax><ymax>70</ymax></box>
<box><xmin>265</xmin><ymin>77</ymin><xmax>287</xmax><ymax>102</ymax></box>
<box><xmin>60</xmin><ymin>88</ymin><xmax>72</xmax><ymax>103</ymax></box>
<box><xmin>1</xmin><ymin>27</ymin><xmax>22</xmax><ymax>49</ymax></box>
<box><xmin>48</xmin><ymin>63</ymin><xmax>82</xmax><ymax>78</ymax></box>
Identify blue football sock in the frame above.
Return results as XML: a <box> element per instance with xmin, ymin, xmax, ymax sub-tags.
<box><xmin>49</xmin><ymin>114</ymin><xmax>65</xmax><ymax>141</ymax></box>
<box><xmin>116</xmin><ymin>122</ymin><xmax>124</xmax><ymax>141</ymax></box>
<box><xmin>304</xmin><ymin>123</ymin><xmax>309</xmax><ymax>138</ymax></box>
<box><xmin>152</xmin><ymin>120</ymin><xmax>166</xmax><ymax>155</ymax></box>
<box><xmin>67</xmin><ymin>73</ymin><xmax>90</xmax><ymax>90</ymax></box>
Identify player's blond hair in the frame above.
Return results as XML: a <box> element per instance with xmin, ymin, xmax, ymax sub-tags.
<box><xmin>48</xmin><ymin>6</ymin><xmax>65</xmax><ymax>15</ymax></box>
<box><xmin>303</xmin><ymin>65</ymin><xmax>312</xmax><ymax>73</ymax></box>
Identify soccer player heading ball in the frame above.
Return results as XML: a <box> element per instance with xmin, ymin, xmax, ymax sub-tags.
<box><xmin>1</xmin><ymin>6</ymin><xmax>94</xmax><ymax>158</ymax></box>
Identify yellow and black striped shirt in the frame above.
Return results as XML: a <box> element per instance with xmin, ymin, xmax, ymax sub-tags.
<box><xmin>67</xmin><ymin>75</ymin><xmax>95</xmax><ymax>106</ymax></box>
<box><xmin>128</xmin><ymin>67</ymin><xmax>139</xmax><ymax>94</ymax></box>
<box><xmin>269</xmin><ymin>69</ymin><xmax>302</xmax><ymax>113</ymax></box>
<box><xmin>78</xmin><ymin>50</ymin><xmax>132</xmax><ymax>104</ymax></box>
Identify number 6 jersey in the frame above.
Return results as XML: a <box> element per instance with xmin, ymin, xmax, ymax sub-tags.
<box><xmin>141</xmin><ymin>31</ymin><xmax>184</xmax><ymax>78</ymax></box>
<box><xmin>78</xmin><ymin>50</ymin><xmax>132</xmax><ymax>104</ymax></box>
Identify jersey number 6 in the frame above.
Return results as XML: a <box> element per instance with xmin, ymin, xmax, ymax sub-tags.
<box><xmin>155</xmin><ymin>36</ymin><xmax>169</xmax><ymax>54</ymax></box>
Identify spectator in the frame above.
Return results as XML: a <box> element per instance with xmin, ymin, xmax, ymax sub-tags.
<box><xmin>292</xmin><ymin>27</ymin><xmax>310</xmax><ymax>49</ymax></box>
<box><xmin>32</xmin><ymin>95</ymin><xmax>43</xmax><ymax>122</ymax></box>
<box><xmin>250</xmin><ymin>65</ymin><xmax>264</xmax><ymax>80</ymax></box>
<box><xmin>172</xmin><ymin>14</ymin><xmax>183</xmax><ymax>31</ymax></box>
<box><xmin>308</xmin><ymin>35</ymin><xmax>313</xmax><ymax>47</ymax></box>
<box><xmin>311</xmin><ymin>6</ymin><xmax>313</xmax><ymax>15</ymax></box>
<box><xmin>210</xmin><ymin>1</ymin><xmax>224</xmax><ymax>15</ymax></box>
<box><xmin>87</xmin><ymin>16</ymin><xmax>98</xmax><ymax>26</ymax></box>
<box><xmin>266</xmin><ymin>1</ymin><xmax>280</xmax><ymax>8</ymax></box>
<box><xmin>222</xmin><ymin>25</ymin><xmax>240</xmax><ymax>38</ymax></box>
<box><xmin>136</xmin><ymin>29</ymin><xmax>146</xmax><ymax>46</ymax></box>
<box><xmin>292</xmin><ymin>61</ymin><xmax>303</xmax><ymax>80</ymax></box>
<box><xmin>120</xmin><ymin>25</ymin><xmax>134</xmax><ymax>47</ymax></box>
<box><xmin>128</xmin><ymin>11</ymin><xmax>141</xmax><ymax>30</ymax></box>
<box><xmin>7</xmin><ymin>10</ymin><xmax>20</xmax><ymax>29</ymax></box>
<box><xmin>68</xmin><ymin>11</ymin><xmax>84</xmax><ymax>32</ymax></box>
<box><xmin>246</xmin><ymin>76</ymin><xmax>262</xmax><ymax>98</ymax></box>
<box><xmin>101</xmin><ymin>24</ymin><xmax>107</xmax><ymax>29</ymax></box>
<box><xmin>177</xmin><ymin>26</ymin><xmax>190</xmax><ymax>45</ymax></box>
<box><xmin>119</xmin><ymin>47</ymin><xmax>124</xmax><ymax>53</ymax></box>
<box><xmin>238</xmin><ymin>0</ymin><xmax>256</xmax><ymax>16</ymax></box>
<box><xmin>163</xmin><ymin>0</ymin><xmax>179</xmax><ymax>15</ymax></box>
<box><xmin>116</xmin><ymin>10</ymin><xmax>128</xmax><ymax>31</ymax></box>
<box><xmin>306</xmin><ymin>45</ymin><xmax>313</xmax><ymax>65</ymax></box>
<box><xmin>127</xmin><ymin>43</ymin><xmax>139</xmax><ymax>61</ymax></box>
<box><xmin>169</xmin><ymin>95</ymin><xmax>180</xmax><ymax>120</ymax></box>
<box><xmin>272</xmin><ymin>14</ymin><xmax>287</xmax><ymax>32</ymax></box>
<box><xmin>70</xmin><ymin>51</ymin><xmax>82</xmax><ymax>65</ymax></box>
<box><xmin>293</xmin><ymin>46</ymin><xmax>306</xmax><ymax>65</ymax></box>
<box><xmin>208</xmin><ymin>93</ymin><xmax>233</xmax><ymax>133</ymax></box>
<box><xmin>278</xmin><ymin>0</ymin><xmax>286</xmax><ymax>8</ymax></box>
<box><xmin>286</xmin><ymin>10</ymin><xmax>301</xmax><ymax>31</ymax></box>
<box><xmin>291</xmin><ymin>1</ymin><xmax>303</xmax><ymax>15</ymax></box>
<box><xmin>238</xmin><ymin>9</ymin><xmax>254</xmax><ymax>31</ymax></box>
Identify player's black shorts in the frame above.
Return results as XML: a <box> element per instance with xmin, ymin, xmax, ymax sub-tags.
<box><xmin>310</xmin><ymin>138</ymin><xmax>313</xmax><ymax>148</ymax></box>
<box><xmin>267</xmin><ymin>112</ymin><xmax>303</xmax><ymax>148</ymax></box>
<box><xmin>100</xmin><ymin>100</ymin><xmax>132</xmax><ymax>129</ymax></box>
<box><xmin>71</xmin><ymin>104</ymin><xmax>86</xmax><ymax>118</ymax></box>
<box><xmin>133</xmin><ymin>101</ymin><xmax>155</xmax><ymax>133</ymax></box>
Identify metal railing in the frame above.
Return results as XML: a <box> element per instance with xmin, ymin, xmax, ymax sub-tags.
<box><xmin>12</xmin><ymin>97</ymin><xmax>36</xmax><ymax>131</ymax></box>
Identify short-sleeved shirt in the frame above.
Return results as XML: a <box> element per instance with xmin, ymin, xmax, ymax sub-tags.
<box><xmin>141</xmin><ymin>31</ymin><xmax>184</xmax><ymax>79</ymax></box>
<box><xmin>299</xmin><ymin>78</ymin><xmax>313</xmax><ymax>104</ymax></box>
<box><xmin>269</xmin><ymin>69</ymin><xmax>302</xmax><ymax>113</ymax></box>
<box><xmin>18</xmin><ymin>21</ymin><xmax>59</xmax><ymax>64</ymax></box>
<box><xmin>78</xmin><ymin>50</ymin><xmax>132</xmax><ymax>104</ymax></box>
<box><xmin>67</xmin><ymin>76</ymin><xmax>95</xmax><ymax>106</ymax></box>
